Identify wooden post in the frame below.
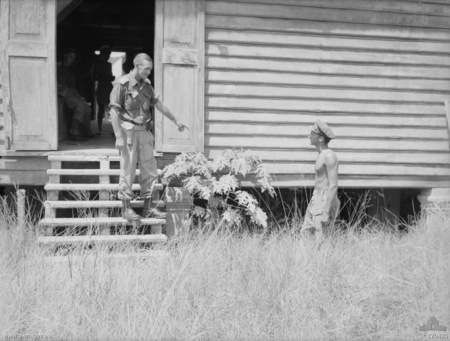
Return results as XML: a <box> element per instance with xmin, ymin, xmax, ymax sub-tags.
<box><xmin>151</xmin><ymin>224</ymin><xmax>163</xmax><ymax>235</ymax></box>
<box><xmin>164</xmin><ymin>187</ymin><xmax>192</xmax><ymax>237</ymax></box>
<box><xmin>98</xmin><ymin>160</ymin><xmax>111</xmax><ymax>235</ymax></box>
<box><xmin>445</xmin><ymin>100</ymin><xmax>450</xmax><ymax>149</ymax></box>
<box><xmin>418</xmin><ymin>188</ymin><xmax>450</xmax><ymax>216</ymax></box>
<box><xmin>43</xmin><ymin>160</ymin><xmax>61</xmax><ymax>236</ymax></box>
<box><xmin>17</xmin><ymin>189</ymin><xmax>26</xmax><ymax>229</ymax></box>
<box><xmin>150</xmin><ymin>176</ymin><xmax>162</xmax><ymax>235</ymax></box>
<box><xmin>417</xmin><ymin>189</ymin><xmax>432</xmax><ymax>212</ymax></box>
<box><xmin>366</xmin><ymin>188</ymin><xmax>401</xmax><ymax>225</ymax></box>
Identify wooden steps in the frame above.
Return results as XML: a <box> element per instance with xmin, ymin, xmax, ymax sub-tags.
<box><xmin>38</xmin><ymin>153</ymin><xmax>167</xmax><ymax>247</ymax></box>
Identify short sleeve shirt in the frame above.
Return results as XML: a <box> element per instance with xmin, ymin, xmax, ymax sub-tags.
<box><xmin>110</xmin><ymin>72</ymin><xmax>160</xmax><ymax>130</ymax></box>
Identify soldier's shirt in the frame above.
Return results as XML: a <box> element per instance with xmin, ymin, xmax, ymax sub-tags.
<box><xmin>110</xmin><ymin>72</ymin><xmax>160</xmax><ymax>131</ymax></box>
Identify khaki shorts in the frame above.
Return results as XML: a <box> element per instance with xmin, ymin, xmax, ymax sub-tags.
<box><xmin>301</xmin><ymin>190</ymin><xmax>340</xmax><ymax>234</ymax></box>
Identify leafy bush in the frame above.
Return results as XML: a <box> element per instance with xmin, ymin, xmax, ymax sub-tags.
<box><xmin>162</xmin><ymin>149</ymin><xmax>276</xmax><ymax>228</ymax></box>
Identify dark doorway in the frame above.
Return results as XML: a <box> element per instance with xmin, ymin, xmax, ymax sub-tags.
<box><xmin>56</xmin><ymin>0</ymin><xmax>156</xmax><ymax>142</ymax></box>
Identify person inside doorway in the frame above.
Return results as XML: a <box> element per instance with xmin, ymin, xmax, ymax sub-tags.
<box><xmin>109</xmin><ymin>53</ymin><xmax>188</xmax><ymax>222</ymax></box>
<box><xmin>57</xmin><ymin>48</ymin><xmax>95</xmax><ymax>140</ymax></box>
<box><xmin>301</xmin><ymin>120</ymin><xmax>340</xmax><ymax>243</ymax></box>
<box><xmin>92</xmin><ymin>45</ymin><xmax>115</xmax><ymax>133</ymax></box>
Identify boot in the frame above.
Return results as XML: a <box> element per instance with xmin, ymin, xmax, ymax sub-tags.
<box><xmin>122</xmin><ymin>199</ymin><xmax>142</xmax><ymax>222</ymax></box>
<box><xmin>142</xmin><ymin>197</ymin><xmax>167</xmax><ymax>219</ymax></box>
<box><xmin>81</xmin><ymin>107</ymin><xmax>95</xmax><ymax>138</ymax></box>
<box><xmin>69</xmin><ymin>120</ymin><xmax>88</xmax><ymax>141</ymax></box>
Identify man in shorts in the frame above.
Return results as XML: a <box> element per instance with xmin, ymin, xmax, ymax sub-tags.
<box><xmin>301</xmin><ymin>120</ymin><xmax>340</xmax><ymax>243</ymax></box>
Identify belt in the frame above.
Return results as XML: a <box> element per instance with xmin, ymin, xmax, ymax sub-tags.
<box><xmin>118</xmin><ymin>111</ymin><xmax>152</xmax><ymax>130</ymax></box>
<box><xmin>117</xmin><ymin>108</ymin><xmax>149</xmax><ymax>124</ymax></box>
<box><xmin>119</xmin><ymin>114</ymin><xmax>150</xmax><ymax>126</ymax></box>
<box><xmin>128</xmin><ymin>121</ymin><xmax>146</xmax><ymax>127</ymax></box>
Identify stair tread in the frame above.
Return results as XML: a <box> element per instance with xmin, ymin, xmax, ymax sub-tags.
<box><xmin>39</xmin><ymin>217</ymin><xmax>166</xmax><ymax>226</ymax></box>
<box><xmin>48</xmin><ymin>169</ymin><xmax>126</xmax><ymax>175</ymax></box>
<box><xmin>48</xmin><ymin>153</ymin><xmax>161</xmax><ymax>162</ymax></box>
<box><xmin>44</xmin><ymin>183</ymin><xmax>164</xmax><ymax>191</ymax></box>
<box><xmin>47</xmin><ymin>169</ymin><xmax>163</xmax><ymax>176</ymax></box>
<box><xmin>38</xmin><ymin>234</ymin><xmax>167</xmax><ymax>245</ymax></box>
<box><xmin>44</xmin><ymin>250</ymin><xmax>170</xmax><ymax>262</ymax></box>
<box><xmin>45</xmin><ymin>200</ymin><xmax>165</xmax><ymax>208</ymax></box>
<box><xmin>48</xmin><ymin>155</ymin><xmax>121</xmax><ymax>162</ymax></box>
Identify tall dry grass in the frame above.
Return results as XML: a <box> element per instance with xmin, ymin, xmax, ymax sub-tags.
<box><xmin>0</xmin><ymin>194</ymin><xmax>449</xmax><ymax>341</ymax></box>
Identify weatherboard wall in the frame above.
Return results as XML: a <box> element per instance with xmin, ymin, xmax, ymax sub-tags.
<box><xmin>0</xmin><ymin>68</ymin><xmax>4</xmax><ymax>155</ymax></box>
<box><xmin>204</xmin><ymin>0</ymin><xmax>450</xmax><ymax>188</ymax></box>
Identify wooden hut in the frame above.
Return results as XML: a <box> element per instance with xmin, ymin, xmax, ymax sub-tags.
<box><xmin>1</xmin><ymin>0</ymin><xmax>450</xmax><ymax>222</ymax></box>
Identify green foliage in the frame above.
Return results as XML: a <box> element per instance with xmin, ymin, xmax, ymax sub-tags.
<box><xmin>162</xmin><ymin>149</ymin><xmax>276</xmax><ymax>228</ymax></box>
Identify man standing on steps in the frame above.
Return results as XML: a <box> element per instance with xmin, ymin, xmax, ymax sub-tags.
<box><xmin>109</xmin><ymin>53</ymin><xmax>188</xmax><ymax>222</ymax></box>
<box><xmin>300</xmin><ymin>120</ymin><xmax>340</xmax><ymax>243</ymax></box>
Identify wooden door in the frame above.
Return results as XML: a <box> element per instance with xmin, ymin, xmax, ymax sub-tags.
<box><xmin>0</xmin><ymin>0</ymin><xmax>57</xmax><ymax>151</ymax></box>
<box><xmin>154</xmin><ymin>0</ymin><xmax>205</xmax><ymax>153</ymax></box>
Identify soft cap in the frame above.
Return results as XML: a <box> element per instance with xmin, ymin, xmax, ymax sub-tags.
<box><xmin>311</xmin><ymin>120</ymin><xmax>336</xmax><ymax>139</ymax></box>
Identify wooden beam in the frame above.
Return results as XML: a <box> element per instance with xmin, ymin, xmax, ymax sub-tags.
<box><xmin>45</xmin><ymin>200</ymin><xmax>165</xmax><ymax>209</ymax></box>
<box><xmin>205</xmin><ymin>123</ymin><xmax>449</xmax><ymax>139</ymax></box>
<box><xmin>59</xmin><ymin>13</ymin><xmax>155</xmax><ymax>29</ymax></box>
<box><xmin>206</xmin><ymin>97</ymin><xmax>445</xmax><ymax>115</ymax></box>
<box><xmin>206</xmin><ymin>43</ymin><xmax>450</xmax><ymax>67</ymax></box>
<box><xmin>230</xmin><ymin>0</ymin><xmax>450</xmax><ymax>18</ymax></box>
<box><xmin>206</xmin><ymin>56</ymin><xmax>450</xmax><ymax>80</ymax></box>
<box><xmin>37</xmin><ymin>234</ymin><xmax>167</xmax><ymax>246</ymax></box>
<box><xmin>207</xmin><ymin>1</ymin><xmax>450</xmax><ymax>30</ymax></box>
<box><xmin>206</xmin><ymin>15</ymin><xmax>450</xmax><ymax>42</ymax></box>
<box><xmin>205</xmin><ymin>135</ymin><xmax>449</xmax><ymax>152</ymax></box>
<box><xmin>205</xmin><ymin>149</ymin><xmax>450</xmax><ymax>166</ymax></box>
<box><xmin>43</xmin><ymin>251</ymin><xmax>171</xmax><ymax>263</ymax></box>
<box><xmin>57</xmin><ymin>0</ymin><xmax>84</xmax><ymax>24</ymax></box>
<box><xmin>206</xmin><ymin>69</ymin><xmax>450</xmax><ymax>93</ymax></box>
<box><xmin>206</xmin><ymin>83</ymin><xmax>449</xmax><ymax>105</ymax></box>
<box><xmin>206</xmin><ymin>29</ymin><xmax>450</xmax><ymax>55</ymax></box>
<box><xmin>47</xmin><ymin>168</ymin><xmax>162</xmax><ymax>176</ymax></box>
<box><xmin>39</xmin><ymin>217</ymin><xmax>165</xmax><ymax>227</ymax></box>
<box><xmin>241</xmin><ymin>175</ymin><xmax>450</xmax><ymax>189</ymax></box>
<box><xmin>44</xmin><ymin>183</ymin><xmax>164</xmax><ymax>192</ymax></box>
<box><xmin>205</xmin><ymin>110</ymin><xmax>447</xmax><ymax>128</ymax></box>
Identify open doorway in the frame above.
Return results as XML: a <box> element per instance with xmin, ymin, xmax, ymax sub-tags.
<box><xmin>56</xmin><ymin>0</ymin><xmax>155</xmax><ymax>149</ymax></box>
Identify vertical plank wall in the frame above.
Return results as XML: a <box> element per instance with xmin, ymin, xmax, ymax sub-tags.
<box><xmin>0</xmin><ymin>2</ymin><xmax>2</xmax><ymax>154</ymax></box>
<box><xmin>204</xmin><ymin>0</ymin><xmax>450</xmax><ymax>188</ymax></box>
<box><xmin>0</xmin><ymin>0</ymin><xmax>6</xmax><ymax>155</ymax></box>
<box><xmin>0</xmin><ymin>68</ymin><xmax>4</xmax><ymax>155</ymax></box>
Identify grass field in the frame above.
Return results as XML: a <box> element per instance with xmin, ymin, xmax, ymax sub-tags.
<box><xmin>0</xmin><ymin>197</ymin><xmax>449</xmax><ymax>340</ymax></box>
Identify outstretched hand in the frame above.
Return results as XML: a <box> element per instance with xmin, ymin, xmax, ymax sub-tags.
<box><xmin>177</xmin><ymin>123</ymin><xmax>189</xmax><ymax>132</ymax></box>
